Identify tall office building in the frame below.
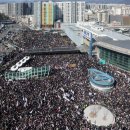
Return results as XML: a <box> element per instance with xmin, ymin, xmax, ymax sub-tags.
<box><xmin>34</xmin><ymin>1</ymin><xmax>42</xmax><ymax>29</ymax></box>
<box><xmin>41</xmin><ymin>1</ymin><xmax>54</xmax><ymax>28</ymax></box>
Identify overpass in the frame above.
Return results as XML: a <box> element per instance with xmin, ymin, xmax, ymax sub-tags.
<box><xmin>23</xmin><ymin>47</ymin><xmax>82</xmax><ymax>55</ymax></box>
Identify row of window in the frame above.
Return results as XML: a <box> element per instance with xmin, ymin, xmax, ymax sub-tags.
<box><xmin>99</xmin><ymin>47</ymin><xmax>130</xmax><ymax>71</ymax></box>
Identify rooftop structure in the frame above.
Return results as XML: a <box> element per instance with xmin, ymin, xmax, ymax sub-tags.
<box><xmin>61</xmin><ymin>23</ymin><xmax>88</xmax><ymax>53</ymax></box>
<box><xmin>84</xmin><ymin>105</ymin><xmax>115</xmax><ymax>127</ymax></box>
<box><xmin>62</xmin><ymin>22</ymin><xmax>130</xmax><ymax>71</ymax></box>
<box><xmin>88</xmin><ymin>68</ymin><xmax>115</xmax><ymax>91</ymax></box>
<box><xmin>5</xmin><ymin>66</ymin><xmax>50</xmax><ymax>80</ymax></box>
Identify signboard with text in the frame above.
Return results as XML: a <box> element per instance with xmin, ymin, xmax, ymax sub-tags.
<box><xmin>83</xmin><ymin>30</ymin><xmax>92</xmax><ymax>41</ymax></box>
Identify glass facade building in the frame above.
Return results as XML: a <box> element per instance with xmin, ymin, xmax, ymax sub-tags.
<box><xmin>99</xmin><ymin>47</ymin><xmax>130</xmax><ymax>71</ymax></box>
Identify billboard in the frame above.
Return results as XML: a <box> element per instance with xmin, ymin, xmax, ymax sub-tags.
<box><xmin>83</xmin><ymin>30</ymin><xmax>92</xmax><ymax>41</ymax></box>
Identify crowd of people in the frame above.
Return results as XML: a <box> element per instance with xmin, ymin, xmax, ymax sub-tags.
<box><xmin>0</xmin><ymin>29</ymin><xmax>130</xmax><ymax>130</ymax></box>
<box><xmin>13</xmin><ymin>29</ymin><xmax>75</xmax><ymax>50</ymax></box>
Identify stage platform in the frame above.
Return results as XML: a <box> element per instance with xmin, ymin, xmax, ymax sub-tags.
<box><xmin>84</xmin><ymin>105</ymin><xmax>115</xmax><ymax>127</ymax></box>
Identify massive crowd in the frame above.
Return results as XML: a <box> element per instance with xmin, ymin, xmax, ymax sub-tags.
<box><xmin>0</xmin><ymin>29</ymin><xmax>130</xmax><ymax>130</ymax></box>
<box><xmin>13</xmin><ymin>29</ymin><xmax>75</xmax><ymax>50</ymax></box>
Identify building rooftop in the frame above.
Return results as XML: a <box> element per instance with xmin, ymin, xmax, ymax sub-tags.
<box><xmin>95</xmin><ymin>37</ymin><xmax>130</xmax><ymax>55</ymax></box>
<box><xmin>63</xmin><ymin>22</ymin><xmax>130</xmax><ymax>56</ymax></box>
<box><xmin>78</xmin><ymin>23</ymin><xmax>130</xmax><ymax>41</ymax></box>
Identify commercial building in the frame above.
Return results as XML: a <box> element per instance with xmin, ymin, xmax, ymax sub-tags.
<box><xmin>62</xmin><ymin>22</ymin><xmax>130</xmax><ymax>71</ymax></box>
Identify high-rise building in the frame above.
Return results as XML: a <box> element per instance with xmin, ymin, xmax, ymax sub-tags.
<box><xmin>63</xmin><ymin>1</ymin><xmax>74</xmax><ymax>23</ymax></box>
<box><xmin>34</xmin><ymin>1</ymin><xmax>86</xmax><ymax>26</ymax></box>
<box><xmin>8</xmin><ymin>3</ymin><xmax>16</xmax><ymax>16</ymax></box>
<box><xmin>54</xmin><ymin>2</ymin><xmax>64</xmax><ymax>21</ymax></box>
<box><xmin>7</xmin><ymin>3</ymin><xmax>33</xmax><ymax>17</ymax></box>
<box><xmin>86</xmin><ymin>4</ymin><xmax>109</xmax><ymax>10</ymax></box>
<box><xmin>34</xmin><ymin>1</ymin><xmax>42</xmax><ymax>29</ymax></box>
<box><xmin>97</xmin><ymin>11</ymin><xmax>109</xmax><ymax>23</ymax></box>
<box><xmin>111</xmin><ymin>5</ymin><xmax>130</xmax><ymax>15</ymax></box>
<box><xmin>41</xmin><ymin>1</ymin><xmax>54</xmax><ymax>28</ymax></box>
<box><xmin>23</xmin><ymin>3</ymin><xmax>34</xmax><ymax>15</ymax></box>
<box><xmin>0</xmin><ymin>4</ymin><xmax>8</xmax><ymax>15</ymax></box>
<box><xmin>15</xmin><ymin>3</ymin><xmax>24</xmax><ymax>16</ymax></box>
<box><xmin>63</xmin><ymin>1</ymin><xmax>85</xmax><ymax>23</ymax></box>
<box><xmin>76</xmin><ymin>1</ymin><xmax>85</xmax><ymax>22</ymax></box>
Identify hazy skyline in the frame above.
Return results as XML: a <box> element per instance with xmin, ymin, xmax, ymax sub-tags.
<box><xmin>0</xmin><ymin>0</ymin><xmax>129</xmax><ymax>4</ymax></box>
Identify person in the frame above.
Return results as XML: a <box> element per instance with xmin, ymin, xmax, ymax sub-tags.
<box><xmin>0</xmin><ymin>29</ymin><xmax>129</xmax><ymax>130</ymax></box>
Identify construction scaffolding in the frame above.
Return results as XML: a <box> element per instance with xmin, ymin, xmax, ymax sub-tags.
<box><xmin>99</xmin><ymin>47</ymin><xmax>130</xmax><ymax>71</ymax></box>
<box><xmin>4</xmin><ymin>66</ymin><xmax>50</xmax><ymax>80</ymax></box>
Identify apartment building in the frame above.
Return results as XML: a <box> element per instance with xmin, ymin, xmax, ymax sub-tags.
<box><xmin>0</xmin><ymin>4</ymin><xmax>8</xmax><ymax>15</ymax></box>
<box><xmin>34</xmin><ymin>1</ymin><xmax>42</xmax><ymax>29</ymax></box>
<box><xmin>63</xmin><ymin>1</ymin><xmax>85</xmax><ymax>23</ymax></box>
<box><xmin>41</xmin><ymin>1</ymin><xmax>54</xmax><ymax>28</ymax></box>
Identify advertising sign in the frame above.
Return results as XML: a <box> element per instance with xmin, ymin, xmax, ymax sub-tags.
<box><xmin>83</xmin><ymin>30</ymin><xmax>92</xmax><ymax>40</ymax></box>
